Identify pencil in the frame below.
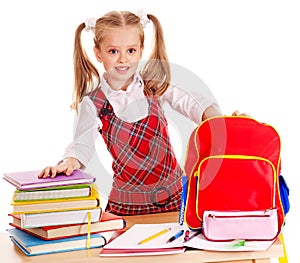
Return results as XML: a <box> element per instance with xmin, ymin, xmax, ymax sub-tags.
<box><xmin>137</xmin><ymin>228</ymin><xmax>171</xmax><ymax>245</ymax></box>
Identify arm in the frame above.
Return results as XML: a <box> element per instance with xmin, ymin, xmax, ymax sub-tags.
<box><xmin>39</xmin><ymin>96</ymin><xmax>99</xmax><ymax>178</ymax></box>
<box><xmin>161</xmin><ymin>85</ymin><xmax>221</xmax><ymax>124</ymax></box>
<box><xmin>161</xmin><ymin>85</ymin><xmax>247</xmax><ymax>123</ymax></box>
<box><xmin>202</xmin><ymin>105</ymin><xmax>222</xmax><ymax>120</ymax></box>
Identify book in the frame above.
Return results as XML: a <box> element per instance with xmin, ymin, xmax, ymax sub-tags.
<box><xmin>13</xmin><ymin>184</ymin><xmax>91</xmax><ymax>201</ymax></box>
<box><xmin>11</xmin><ymin>183</ymin><xmax>100</xmax><ymax>214</ymax></box>
<box><xmin>9</xmin><ymin>211</ymin><xmax>126</xmax><ymax>240</ymax></box>
<box><xmin>7</xmin><ymin>228</ymin><xmax>108</xmax><ymax>256</ymax></box>
<box><xmin>100</xmin><ymin>222</ymin><xmax>187</xmax><ymax>257</ymax></box>
<box><xmin>3</xmin><ymin>169</ymin><xmax>95</xmax><ymax>190</ymax></box>
<box><xmin>9</xmin><ymin>208</ymin><xmax>102</xmax><ymax>228</ymax></box>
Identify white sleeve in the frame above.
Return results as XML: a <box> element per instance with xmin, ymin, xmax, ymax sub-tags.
<box><xmin>161</xmin><ymin>85</ymin><xmax>220</xmax><ymax>125</ymax></box>
<box><xmin>63</xmin><ymin>96</ymin><xmax>99</xmax><ymax>168</ymax></box>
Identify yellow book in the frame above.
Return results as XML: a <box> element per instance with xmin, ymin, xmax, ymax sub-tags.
<box><xmin>12</xmin><ymin>183</ymin><xmax>100</xmax><ymax>214</ymax></box>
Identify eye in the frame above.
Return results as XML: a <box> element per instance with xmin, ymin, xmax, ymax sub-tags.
<box><xmin>128</xmin><ymin>48</ymin><xmax>136</xmax><ymax>54</ymax></box>
<box><xmin>108</xmin><ymin>49</ymin><xmax>118</xmax><ymax>55</ymax></box>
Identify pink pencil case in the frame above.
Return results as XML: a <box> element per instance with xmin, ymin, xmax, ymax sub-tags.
<box><xmin>202</xmin><ymin>209</ymin><xmax>279</xmax><ymax>241</ymax></box>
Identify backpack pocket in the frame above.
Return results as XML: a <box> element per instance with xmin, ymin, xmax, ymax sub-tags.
<box><xmin>195</xmin><ymin>155</ymin><xmax>277</xmax><ymax>221</ymax></box>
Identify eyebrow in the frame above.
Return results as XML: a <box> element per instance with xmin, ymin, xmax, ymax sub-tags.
<box><xmin>106</xmin><ymin>44</ymin><xmax>140</xmax><ymax>49</ymax></box>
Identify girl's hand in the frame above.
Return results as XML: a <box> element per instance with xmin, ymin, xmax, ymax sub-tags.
<box><xmin>232</xmin><ymin>110</ymin><xmax>249</xmax><ymax>117</ymax></box>
<box><xmin>38</xmin><ymin>157</ymin><xmax>81</xmax><ymax>178</ymax></box>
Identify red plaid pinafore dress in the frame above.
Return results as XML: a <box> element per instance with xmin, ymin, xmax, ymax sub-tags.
<box><xmin>89</xmin><ymin>87</ymin><xmax>183</xmax><ymax>215</ymax></box>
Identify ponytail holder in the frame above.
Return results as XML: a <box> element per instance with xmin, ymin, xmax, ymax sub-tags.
<box><xmin>85</xmin><ymin>18</ymin><xmax>97</xmax><ymax>32</ymax></box>
<box><xmin>136</xmin><ymin>9</ymin><xmax>150</xmax><ymax>29</ymax></box>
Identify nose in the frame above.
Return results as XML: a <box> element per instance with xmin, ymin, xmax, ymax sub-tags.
<box><xmin>118</xmin><ymin>51</ymin><xmax>128</xmax><ymax>63</ymax></box>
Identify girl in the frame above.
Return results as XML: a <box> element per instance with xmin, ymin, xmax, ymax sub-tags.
<box><xmin>39</xmin><ymin>10</ymin><xmax>238</xmax><ymax>215</ymax></box>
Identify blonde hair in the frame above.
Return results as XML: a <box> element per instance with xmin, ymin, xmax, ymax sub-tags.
<box><xmin>72</xmin><ymin>11</ymin><xmax>170</xmax><ymax>110</ymax></box>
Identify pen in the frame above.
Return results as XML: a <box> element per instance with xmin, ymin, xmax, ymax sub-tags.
<box><xmin>184</xmin><ymin>230</ymin><xmax>190</xmax><ymax>242</ymax></box>
<box><xmin>178</xmin><ymin>175</ymin><xmax>188</xmax><ymax>225</ymax></box>
<box><xmin>138</xmin><ymin>228</ymin><xmax>171</xmax><ymax>245</ymax></box>
<box><xmin>184</xmin><ymin>229</ymin><xmax>202</xmax><ymax>242</ymax></box>
<box><xmin>166</xmin><ymin>230</ymin><xmax>184</xmax><ymax>243</ymax></box>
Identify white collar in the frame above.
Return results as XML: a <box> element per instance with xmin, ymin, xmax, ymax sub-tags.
<box><xmin>100</xmin><ymin>73</ymin><xmax>144</xmax><ymax>98</ymax></box>
<box><xmin>99</xmin><ymin>73</ymin><xmax>149</xmax><ymax>122</ymax></box>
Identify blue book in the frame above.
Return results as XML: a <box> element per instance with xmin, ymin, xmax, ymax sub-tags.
<box><xmin>7</xmin><ymin>228</ymin><xmax>107</xmax><ymax>256</ymax></box>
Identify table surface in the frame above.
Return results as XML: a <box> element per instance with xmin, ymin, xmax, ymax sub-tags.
<box><xmin>2</xmin><ymin>212</ymin><xmax>284</xmax><ymax>263</ymax></box>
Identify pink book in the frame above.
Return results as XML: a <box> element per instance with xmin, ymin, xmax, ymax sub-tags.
<box><xmin>3</xmin><ymin>169</ymin><xmax>96</xmax><ymax>190</ymax></box>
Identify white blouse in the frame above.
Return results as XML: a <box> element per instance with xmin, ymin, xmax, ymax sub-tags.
<box><xmin>63</xmin><ymin>74</ymin><xmax>219</xmax><ymax>167</ymax></box>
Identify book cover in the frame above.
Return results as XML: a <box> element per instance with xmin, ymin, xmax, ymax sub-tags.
<box><xmin>99</xmin><ymin>247</ymin><xmax>186</xmax><ymax>257</ymax></box>
<box><xmin>9</xmin><ymin>208</ymin><xmax>102</xmax><ymax>228</ymax></box>
<box><xmin>13</xmin><ymin>184</ymin><xmax>91</xmax><ymax>201</ymax></box>
<box><xmin>3</xmin><ymin>169</ymin><xmax>95</xmax><ymax>190</ymax></box>
<box><xmin>7</xmin><ymin>228</ymin><xmax>107</xmax><ymax>256</ymax></box>
<box><xmin>9</xmin><ymin>211</ymin><xmax>125</xmax><ymax>240</ymax></box>
<box><xmin>11</xmin><ymin>183</ymin><xmax>100</xmax><ymax>214</ymax></box>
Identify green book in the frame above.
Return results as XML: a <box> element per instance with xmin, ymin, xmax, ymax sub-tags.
<box><xmin>13</xmin><ymin>184</ymin><xmax>91</xmax><ymax>202</ymax></box>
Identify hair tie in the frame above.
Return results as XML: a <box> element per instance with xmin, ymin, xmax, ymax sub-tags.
<box><xmin>136</xmin><ymin>9</ymin><xmax>150</xmax><ymax>29</ymax></box>
<box><xmin>85</xmin><ymin>18</ymin><xmax>97</xmax><ymax>32</ymax></box>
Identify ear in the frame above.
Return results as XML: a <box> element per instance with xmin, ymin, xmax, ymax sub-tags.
<box><xmin>139</xmin><ymin>45</ymin><xmax>144</xmax><ymax>60</ymax></box>
<box><xmin>94</xmin><ymin>47</ymin><xmax>102</xmax><ymax>63</ymax></box>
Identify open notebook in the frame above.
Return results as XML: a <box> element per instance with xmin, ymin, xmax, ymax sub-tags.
<box><xmin>100</xmin><ymin>222</ymin><xmax>187</xmax><ymax>257</ymax></box>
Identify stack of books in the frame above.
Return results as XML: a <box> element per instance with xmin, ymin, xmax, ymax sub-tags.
<box><xmin>3</xmin><ymin>169</ymin><xmax>126</xmax><ymax>256</ymax></box>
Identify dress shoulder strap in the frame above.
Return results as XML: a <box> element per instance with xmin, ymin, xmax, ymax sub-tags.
<box><xmin>88</xmin><ymin>87</ymin><xmax>107</xmax><ymax>116</ymax></box>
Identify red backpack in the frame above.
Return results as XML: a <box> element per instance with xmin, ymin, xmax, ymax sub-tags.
<box><xmin>183</xmin><ymin>116</ymin><xmax>285</xmax><ymax>239</ymax></box>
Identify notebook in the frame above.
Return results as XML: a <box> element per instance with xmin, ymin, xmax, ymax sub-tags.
<box><xmin>3</xmin><ymin>169</ymin><xmax>96</xmax><ymax>190</ymax></box>
<box><xmin>100</xmin><ymin>222</ymin><xmax>187</xmax><ymax>257</ymax></box>
<box><xmin>183</xmin><ymin>233</ymin><xmax>275</xmax><ymax>251</ymax></box>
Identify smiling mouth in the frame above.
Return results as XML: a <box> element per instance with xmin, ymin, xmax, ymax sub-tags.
<box><xmin>115</xmin><ymin>66</ymin><xmax>130</xmax><ymax>72</ymax></box>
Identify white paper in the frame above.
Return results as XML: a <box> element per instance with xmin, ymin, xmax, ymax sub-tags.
<box><xmin>184</xmin><ymin>234</ymin><xmax>275</xmax><ymax>251</ymax></box>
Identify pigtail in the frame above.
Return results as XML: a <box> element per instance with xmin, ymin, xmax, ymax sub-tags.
<box><xmin>141</xmin><ymin>14</ymin><xmax>171</xmax><ymax>97</ymax></box>
<box><xmin>72</xmin><ymin>23</ymin><xmax>100</xmax><ymax>111</ymax></box>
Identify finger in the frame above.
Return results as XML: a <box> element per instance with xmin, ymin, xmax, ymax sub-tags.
<box><xmin>65</xmin><ymin>167</ymin><xmax>74</xmax><ymax>176</ymax></box>
<box><xmin>38</xmin><ymin>167</ymin><xmax>51</xmax><ymax>178</ymax></box>
<box><xmin>38</xmin><ymin>169</ymin><xmax>45</xmax><ymax>178</ymax></box>
<box><xmin>232</xmin><ymin>110</ymin><xmax>240</xmax><ymax>116</ymax></box>
<box><xmin>49</xmin><ymin>168</ymin><xmax>58</xmax><ymax>178</ymax></box>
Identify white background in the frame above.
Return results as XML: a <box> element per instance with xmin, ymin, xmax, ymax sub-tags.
<box><xmin>0</xmin><ymin>0</ymin><xmax>299</xmax><ymax>261</ymax></box>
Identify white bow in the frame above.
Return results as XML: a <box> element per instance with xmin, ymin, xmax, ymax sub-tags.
<box><xmin>85</xmin><ymin>18</ymin><xmax>97</xmax><ymax>32</ymax></box>
<box><xmin>136</xmin><ymin>9</ymin><xmax>150</xmax><ymax>29</ymax></box>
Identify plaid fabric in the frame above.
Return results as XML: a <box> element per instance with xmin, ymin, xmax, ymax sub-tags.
<box><xmin>89</xmin><ymin>88</ymin><xmax>183</xmax><ymax>215</ymax></box>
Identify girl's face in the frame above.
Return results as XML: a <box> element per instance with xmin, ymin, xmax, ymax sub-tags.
<box><xmin>94</xmin><ymin>26</ymin><xmax>143</xmax><ymax>90</ymax></box>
